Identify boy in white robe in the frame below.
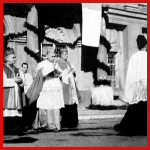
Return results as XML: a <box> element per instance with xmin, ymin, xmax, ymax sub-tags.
<box><xmin>34</xmin><ymin>45</ymin><xmax>64</xmax><ymax>131</ymax></box>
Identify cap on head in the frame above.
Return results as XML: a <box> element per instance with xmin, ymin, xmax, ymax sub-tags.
<box><xmin>5</xmin><ymin>47</ymin><xmax>15</xmax><ymax>57</ymax></box>
<box><xmin>60</xmin><ymin>45</ymin><xmax>68</xmax><ymax>54</ymax></box>
<box><xmin>136</xmin><ymin>34</ymin><xmax>147</xmax><ymax>50</ymax></box>
<box><xmin>42</xmin><ymin>44</ymin><xmax>56</xmax><ymax>57</ymax></box>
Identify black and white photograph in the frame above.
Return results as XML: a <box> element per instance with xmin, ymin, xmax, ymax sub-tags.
<box><xmin>3</xmin><ymin>3</ymin><xmax>147</xmax><ymax>147</ymax></box>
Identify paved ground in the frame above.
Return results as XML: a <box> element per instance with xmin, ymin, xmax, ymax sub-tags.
<box><xmin>4</xmin><ymin>108</ymin><xmax>147</xmax><ymax>147</ymax></box>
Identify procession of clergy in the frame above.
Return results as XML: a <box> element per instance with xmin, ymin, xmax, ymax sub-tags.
<box><xmin>4</xmin><ymin>45</ymin><xmax>80</xmax><ymax>135</ymax></box>
<box><xmin>3</xmin><ymin>34</ymin><xmax>147</xmax><ymax>136</ymax></box>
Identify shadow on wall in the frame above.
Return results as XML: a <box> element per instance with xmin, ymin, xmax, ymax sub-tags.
<box><xmin>81</xmin><ymin>45</ymin><xmax>98</xmax><ymax>73</ymax></box>
<box><xmin>81</xmin><ymin>45</ymin><xmax>110</xmax><ymax>86</ymax></box>
<box><xmin>81</xmin><ymin>45</ymin><xmax>99</xmax><ymax>87</ymax></box>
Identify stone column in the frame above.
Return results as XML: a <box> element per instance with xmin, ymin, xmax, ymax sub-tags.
<box><xmin>27</xmin><ymin>6</ymin><xmax>39</xmax><ymax>76</ymax></box>
<box><xmin>96</xmin><ymin>15</ymin><xmax>108</xmax><ymax>81</ymax></box>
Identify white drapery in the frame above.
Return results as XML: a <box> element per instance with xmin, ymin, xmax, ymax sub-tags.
<box><xmin>82</xmin><ymin>3</ymin><xmax>102</xmax><ymax>47</ymax></box>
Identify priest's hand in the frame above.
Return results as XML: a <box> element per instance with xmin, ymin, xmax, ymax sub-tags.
<box><xmin>15</xmin><ymin>76</ymin><xmax>23</xmax><ymax>84</ymax></box>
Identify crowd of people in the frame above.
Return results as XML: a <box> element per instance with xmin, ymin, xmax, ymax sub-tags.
<box><xmin>3</xmin><ymin>34</ymin><xmax>147</xmax><ymax>136</ymax></box>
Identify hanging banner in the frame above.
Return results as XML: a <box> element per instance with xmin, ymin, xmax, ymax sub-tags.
<box><xmin>82</xmin><ymin>3</ymin><xmax>102</xmax><ymax>47</ymax></box>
